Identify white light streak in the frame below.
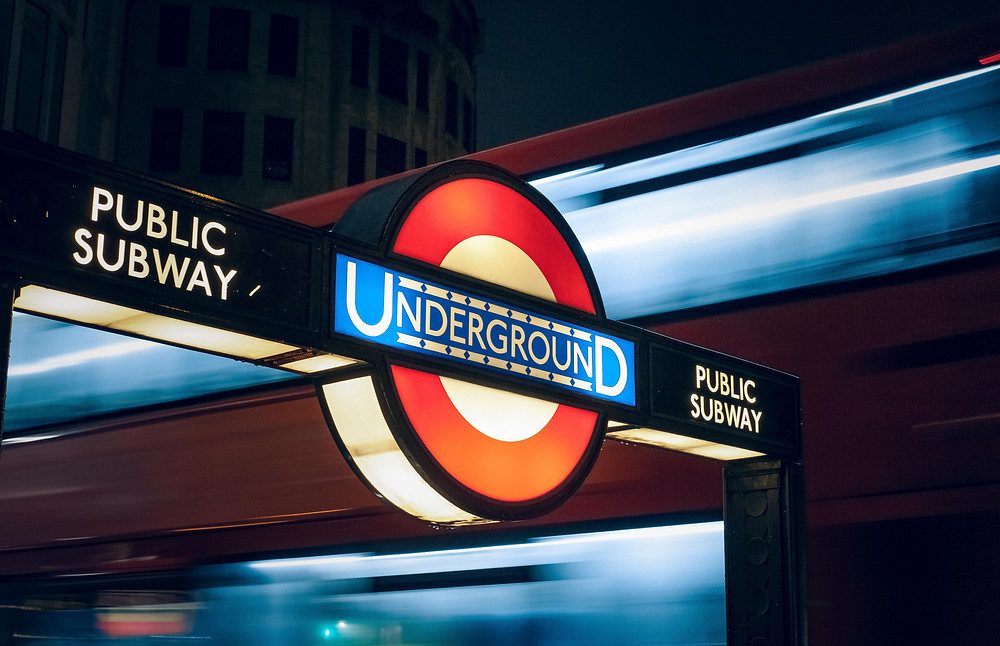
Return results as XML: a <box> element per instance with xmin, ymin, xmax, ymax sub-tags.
<box><xmin>8</xmin><ymin>338</ymin><xmax>161</xmax><ymax>377</ymax></box>
<box><xmin>530</xmin><ymin>66</ymin><xmax>1000</xmax><ymax>204</ymax></box>
<box><xmin>586</xmin><ymin>152</ymin><xmax>1000</xmax><ymax>254</ymax></box>
<box><xmin>1</xmin><ymin>433</ymin><xmax>63</xmax><ymax>446</ymax></box>
<box><xmin>537</xmin><ymin>521</ymin><xmax>723</xmax><ymax>548</ymax></box>
<box><xmin>247</xmin><ymin>553</ymin><xmax>370</xmax><ymax>570</ymax></box>
<box><xmin>818</xmin><ymin>65</ymin><xmax>999</xmax><ymax>118</ymax></box>
<box><xmin>528</xmin><ymin>164</ymin><xmax>603</xmax><ymax>187</ymax></box>
<box><xmin>244</xmin><ymin>522</ymin><xmax>723</xmax><ymax>573</ymax></box>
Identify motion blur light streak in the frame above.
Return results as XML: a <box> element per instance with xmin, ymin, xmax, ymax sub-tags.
<box><xmin>526</xmin><ymin>65</ymin><xmax>997</xmax><ymax>208</ymax></box>
<box><xmin>215</xmin><ymin>521</ymin><xmax>725</xmax><ymax>644</ymax></box>
<box><xmin>528</xmin><ymin>163</ymin><xmax>604</xmax><ymax>186</ymax></box>
<box><xmin>530</xmin><ymin>63</ymin><xmax>1000</xmax><ymax>317</ymax></box>
<box><xmin>248</xmin><ymin>553</ymin><xmax>371</xmax><ymax>571</ymax></box>
<box><xmin>244</xmin><ymin>521</ymin><xmax>724</xmax><ymax>574</ymax></box>
<box><xmin>583</xmin><ymin>152</ymin><xmax>1000</xmax><ymax>255</ymax></box>
<box><xmin>5</xmin><ymin>313</ymin><xmax>295</xmax><ymax>432</ymax></box>
<box><xmin>817</xmin><ymin>64</ymin><xmax>997</xmax><ymax>116</ymax></box>
<box><xmin>537</xmin><ymin>519</ymin><xmax>722</xmax><ymax>546</ymax></box>
<box><xmin>2</xmin><ymin>521</ymin><xmax>723</xmax><ymax>642</ymax></box>
<box><xmin>0</xmin><ymin>433</ymin><xmax>62</xmax><ymax>446</ymax></box>
<box><xmin>8</xmin><ymin>338</ymin><xmax>159</xmax><ymax>377</ymax></box>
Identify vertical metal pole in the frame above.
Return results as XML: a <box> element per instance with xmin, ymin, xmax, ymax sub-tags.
<box><xmin>0</xmin><ymin>281</ymin><xmax>16</xmax><ymax>453</ymax></box>
<box><xmin>724</xmin><ymin>458</ymin><xmax>807</xmax><ymax>646</ymax></box>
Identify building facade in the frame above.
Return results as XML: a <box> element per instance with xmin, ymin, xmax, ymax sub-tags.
<box><xmin>0</xmin><ymin>0</ymin><xmax>478</xmax><ymax>208</ymax></box>
<box><xmin>0</xmin><ymin>0</ymin><xmax>126</xmax><ymax>161</ymax></box>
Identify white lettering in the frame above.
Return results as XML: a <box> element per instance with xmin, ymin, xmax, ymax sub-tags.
<box><xmin>201</xmin><ymin>221</ymin><xmax>226</xmax><ymax>256</ymax></box>
<box><xmin>77</xmin><ymin>188</ymin><xmax>236</xmax><ymax>302</ymax></box>
<box><xmin>213</xmin><ymin>265</ymin><xmax>237</xmax><ymax>300</ymax></box>
<box><xmin>573</xmin><ymin>343</ymin><xmax>592</xmax><ymax>379</ymax></box>
<box><xmin>689</xmin><ymin>393</ymin><xmax>763</xmax><ymax>434</ymax></box>
<box><xmin>96</xmin><ymin>234</ymin><xmax>125</xmax><ymax>272</ymax></box>
<box><xmin>153</xmin><ymin>248</ymin><xmax>190</xmax><ymax>288</ymax></box>
<box><xmin>397</xmin><ymin>293</ymin><xmax>420</xmax><ymax>330</ymax></box>
<box><xmin>595</xmin><ymin>335</ymin><xmax>628</xmax><ymax>397</ymax></box>
<box><xmin>345</xmin><ymin>261</ymin><xmax>392</xmax><ymax>337</ymax></box>
<box><xmin>119</xmin><ymin>200</ymin><xmax>143</xmax><ymax>232</ymax></box>
<box><xmin>147</xmin><ymin>204</ymin><xmax>167</xmax><ymax>239</ymax></box>
<box><xmin>448</xmin><ymin>306</ymin><xmax>465</xmax><ymax>344</ymax></box>
<box><xmin>127</xmin><ymin>243</ymin><xmax>149</xmax><ymax>278</ymax></box>
<box><xmin>170</xmin><ymin>210</ymin><xmax>189</xmax><ymax>247</ymax></box>
<box><xmin>510</xmin><ymin>325</ymin><xmax>528</xmax><ymax>361</ymax></box>
<box><xmin>185</xmin><ymin>261</ymin><xmax>211</xmax><ymax>296</ymax></box>
<box><xmin>468</xmin><ymin>311</ymin><xmax>485</xmax><ymax>348</ymax></box>
<box><xmin>552</xmin><ymin>336</ymin><xmax>571</xmax><ymax>371</ymax></box>
<box><xmin>425</xmin><ymin>300</ymin><xmax>447</xmax><ymax>337</ymax></box>
<box><xmin>527</xmin><ymin>330</ymin><xmax>550</xmax><ymax>365</ymax></box>
<box><xmin>90</xmin><ymin>187</ymin><xmax>114</xmax><ymax>222</ymax></box>
<box><xmin>72</xmin><ymin>228</ymin><xmax>93</xmax><ymax>265</ymax></box>
<box><xmin>191</xmin><ymin>216</ymin><xmax>200</xmax><ymax>250</ymax></box>
<box><xmin>486</xmin><ymin>319</ymin><xmax>507</xmax><ymax>354</ymax></box>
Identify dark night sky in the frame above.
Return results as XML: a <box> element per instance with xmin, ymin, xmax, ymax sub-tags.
<box><xmin>473</xmin><ymin>0</ymin><xmax>1000</xmax><ymax>149</ymax></box>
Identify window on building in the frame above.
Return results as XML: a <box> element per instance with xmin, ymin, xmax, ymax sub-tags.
<box><xmin>347</xmin><ymin>126</ymin><xmax>366</xmax><ymax>185</ymax></box>
<box><xmin>41</xmin><ymin>25</ymin><xmax>67</xmax><ymax>144</ymax></box>
<box><xmin>156</xmin><ymin>4</ymin><xmax>189</xmax><ymax>67</ymax></box>
<box><xmin>445</xmin><ymin>79</ymin><xmax>458</xmax><ymax>137</ymax></box>
<box><xmin>13</xmin><ymin>2</ymin><xmax>47</xmax><ymax>137</ymax></box>
<box><xmin>0</xmin><ymin>0</ymin><xmax>11</xmax><ymax>118</ymax></box>
<box><xmin>350</xmin><ymin>26</ymin><xmax>369</xmax><ymax>88</ymax></box>
<box><xmin>414</xmin><ymin>146</ymin><xmax>427</xmax><ymax>169</ymax></box>
<box><xmin>449</xmin><ymin>5</ymin><xmax>474</xmax><ymax>64</ymax></box>
<box><xmin>462</xmin><ymin>96</ymin><xmax>473</xmax><ymax>152</ymax></box>
<box><xmin>376</xmin><ymin>134</ymin><xmax>406</xmax><ymax>178</ymax></box>
<box><xmin>207</xmin><ymin>7</ymin><xmax>250</xmax><ymax>70</ymax></box>
<box><xmin>149</xmin><ymin>108</ymin><xmax>183</xmax><ymax>172</ymax></box>
<box><xmin>267</xmin><ymin>13</ymin><xmax>298</xmax><ymax>76</ymax></box>
<box><xmin>416</xmin><ymin>50</ymin><xmax>429</xmax><ymax>110</ymax></box>
<box><xmin>201</xmin><ymin>110</ymin><xmax>245</xmax><ymax>175</ymax></box>
<box><xmin>262</xmin><ymin>116</ymin><xmax>293</xmax><ymax>181</ymax></box>
<box><xmin>378</xmin><ymin>34</ymin><xmax>408</xmax><ymax>104</ymax></box>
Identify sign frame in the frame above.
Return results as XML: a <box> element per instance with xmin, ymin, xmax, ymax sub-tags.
<box><xmin>0</xmin><ymin>130</ymin><xmax>801</xmax><ymax>463</ymax></box>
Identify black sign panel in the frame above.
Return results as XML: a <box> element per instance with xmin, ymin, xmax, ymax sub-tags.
<box><xmin>0</xmin><ymin>133</ymin><xmax>321</xmax><ymax>341</ymax></box>
<box><xmin>648</xmin><ymin>340</ymin><xmax>800</xmax><ymax>456</ymax></box>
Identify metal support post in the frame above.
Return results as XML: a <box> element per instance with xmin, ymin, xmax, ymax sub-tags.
<box><xmin>724</xmin><ymin>458</ymin><xmax>807</xmax><ymax>646</ymax></box>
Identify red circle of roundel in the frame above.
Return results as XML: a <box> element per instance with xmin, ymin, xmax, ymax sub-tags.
<box><xmin>391</xmin><ymin>365</ymin><xmax>599</xmax><ymax>502</ymax></box>
<box><xmin>390</xmin><ymin>177</ymin><xmax>602</xmax><ymax>506</ymax></box>
<box><xmin>393</xmin><ymin>178</ymin><xmax>596</xmax><ymax>314</ymax></box>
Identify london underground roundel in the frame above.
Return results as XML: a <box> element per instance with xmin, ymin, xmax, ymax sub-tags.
<box><xmin>327</xmin><ymin>161</ymin><xmax>622</xmax><ymax>523</ymax></box>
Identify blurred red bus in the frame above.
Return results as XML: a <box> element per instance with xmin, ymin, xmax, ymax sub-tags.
<box><xmin>3</xmin><ymin>19</ymin><xmax>1000</xmax><ymax>645</ymax></box>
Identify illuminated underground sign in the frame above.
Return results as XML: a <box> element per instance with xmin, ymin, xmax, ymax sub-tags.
<box><xmin>0</xmin><ymin>134</ymin><xmax>800</xmax><ymax>525</ymax></box>
<box><xmin>334</xmin><ymin>254</ymin><xmax>635</xmax><ymax>406</ymax></box>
